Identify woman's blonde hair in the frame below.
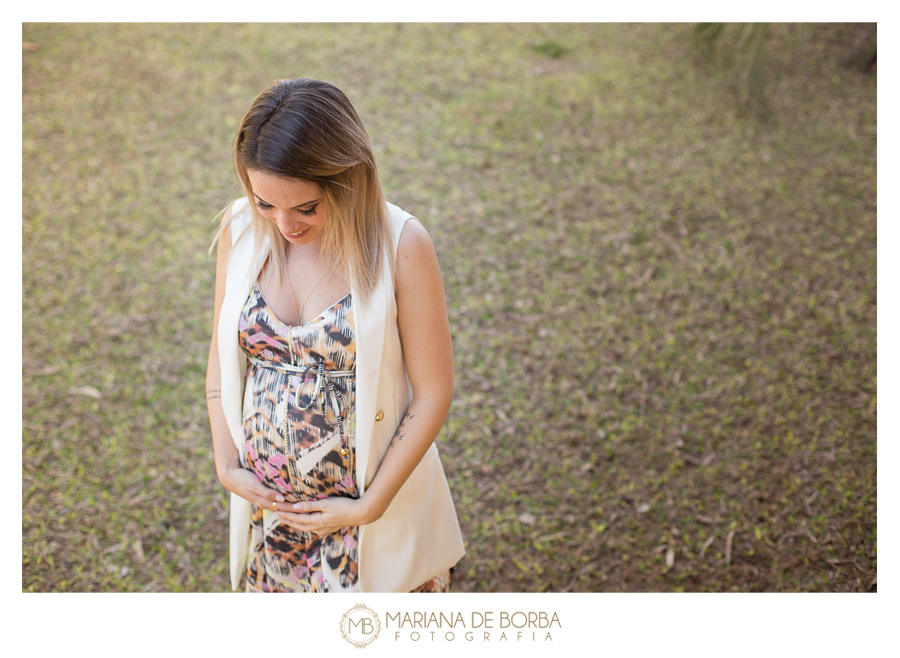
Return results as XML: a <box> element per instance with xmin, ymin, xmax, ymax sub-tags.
<box><xmin>212</xmin><ymin>78</ymin><xmax>392</xmax><ymax>299</ymax></box>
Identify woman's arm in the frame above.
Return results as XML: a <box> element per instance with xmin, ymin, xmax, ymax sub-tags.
<box><xmin>275</xmin><ymin>218</ymin><xmax>453</xmax><ymax>533</ymax></box>
<box><xmin>355</xmin><ymin>218</ymin><xmax>455</xmax><ymax>519</ymax></box>
<box><xmin>206</xmin><ymin>204</ymin><xmax>289</xmax><ymax>511</ymax></box>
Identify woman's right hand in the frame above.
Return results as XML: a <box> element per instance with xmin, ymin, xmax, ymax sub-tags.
<box><xmin>218</xmin><ymin>461</ymin><xmax>292</xmax><ymax>512</ymax></box>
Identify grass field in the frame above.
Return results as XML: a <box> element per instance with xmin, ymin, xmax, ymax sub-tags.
<box><xmin>22</xmin><ymin>23</ymin><xmax>876</xmax><ymax>592</ymax></box>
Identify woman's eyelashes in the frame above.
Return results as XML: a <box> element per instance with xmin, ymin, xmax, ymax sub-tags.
<box><xmin>255</xmin><ymin>199</ymin><xmax>317</xmax><ymax>217</ymax></box>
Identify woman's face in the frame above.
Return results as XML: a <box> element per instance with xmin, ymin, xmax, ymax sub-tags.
<box><xmin>247</xmin><ymin>169</ymin><xmax>328</xmax><ymax>246</ymax></box>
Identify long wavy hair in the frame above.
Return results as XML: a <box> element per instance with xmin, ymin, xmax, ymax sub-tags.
<box><xmin>212</xmin><ymin>78</ymin><xmax>392</xmax><ymax>300</ymax></box>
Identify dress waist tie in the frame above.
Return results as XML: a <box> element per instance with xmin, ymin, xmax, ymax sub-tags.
<box><xmin>248</xmin><ymin>356</ymin><xmax>355</xmax><ymax>456</ymax></box>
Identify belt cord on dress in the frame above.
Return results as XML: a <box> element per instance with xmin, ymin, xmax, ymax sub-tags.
<box><xmin>247</xmin><ymin>355</ymin><xmax>355</xmax><ymax>459</ymax></box>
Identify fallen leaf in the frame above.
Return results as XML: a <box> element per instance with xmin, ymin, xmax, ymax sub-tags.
<box><xmin>518</xmin><ymin>513</ymin><xmax>536</xmax><ymax>526</ymax></box>
<box><xmin>635</xmin><ymin>266</ymin><xmax>655</xmax><ymax>287</ymax></box>
<box><xmin>70</xmin><ymin>386</ymin><xmax>102</xmax><ymax>399</ymax></box>
<box><xmin>725</xmin><ymin>528</ymin><xmax>736</xmax><ymax>565</ymax></box>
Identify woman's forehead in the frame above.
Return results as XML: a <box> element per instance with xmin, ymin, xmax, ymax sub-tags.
<box><xmin>247</xmin><ymin>169</ymin><xmax>321</xmax><ymax>205</ymax></box>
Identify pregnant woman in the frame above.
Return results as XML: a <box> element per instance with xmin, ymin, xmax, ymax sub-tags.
<box><xmin>205</xmin><ymin>78</ymin><xmax>465</xmax><ymax>592</ymax></box>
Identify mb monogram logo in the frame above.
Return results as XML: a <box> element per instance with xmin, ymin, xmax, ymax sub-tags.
<box><xmin>340</xmin><ymin>603</ymin><xmax>382</xmax><ymax>648</ymax></box>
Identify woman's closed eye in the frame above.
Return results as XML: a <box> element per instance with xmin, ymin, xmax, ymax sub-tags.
<box><xmin>255</xmin><ymin>199</ymin><xmax>318</xmax><ymax>217</ymax></box>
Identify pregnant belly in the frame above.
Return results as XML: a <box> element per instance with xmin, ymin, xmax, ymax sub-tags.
<box><xmin>242</xmin><ymin>421</ymin><xmax>358</xmax><ymax>504</ymax></box>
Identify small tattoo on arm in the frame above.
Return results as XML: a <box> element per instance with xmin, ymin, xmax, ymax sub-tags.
<box><xmin>389</xmin><ymin>412</ymin><xmax>415</xmax><ymax>448</ymax></box>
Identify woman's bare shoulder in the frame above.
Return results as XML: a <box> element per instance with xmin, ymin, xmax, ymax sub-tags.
<box><xmin>396</xmin><ymin>217</ymin><xmax>436</xmax><ymax>262</ymax></box>
<box><xmin>395</xmin><ymin>217</ymin><xmax>444</xmax><ymax>304</ymax></box>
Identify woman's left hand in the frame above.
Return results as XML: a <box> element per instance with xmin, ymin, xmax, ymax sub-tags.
<box><xmin>273</xmin><ymin>496</ymin><xmax>374</xmax><ymax>536</ymax></box>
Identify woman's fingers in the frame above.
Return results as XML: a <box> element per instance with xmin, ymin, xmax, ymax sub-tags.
<box><xmin>258</xmin><ymin>488</ymin><xmax>286</xmax><ymax>509</ymax></box>
<box><xmin>291</xmin><ymin>498</ymin><xmax>326</xmax><ymax>512</ymax></box>
<box><xmin>240</xmin><ymin>472</ymin><xmax>285</xmax><ymax>508</ymax></box>
<box><xmin>254</xmin><ymin>481</ymin><xmax>284</xmax><ymax>503</ymax></box>
<box><xmin>225</xmin><ymin>466</ymin><xmax>296</xmax><ymax>511</ymax></box>
<box><xmin>273</xmin><ymin>510</ymin><xmax>335</xmax><ymax>535</ymax></box>
<box><xmin>275</xmin><ymin>511</ymin><xmax>322</xmax><ymax>525</ymax></box>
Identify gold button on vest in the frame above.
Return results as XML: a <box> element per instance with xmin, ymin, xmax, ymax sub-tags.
<box><xmin>375</xmin><ymin>410</ymin><xmax>384</xmax><ymax>421</ymax></box>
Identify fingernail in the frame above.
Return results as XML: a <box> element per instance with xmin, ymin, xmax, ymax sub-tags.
<box><xmin>275</xmin><ymin>494</ymin><xmax>285</xmax><ymax>502</ymax></box>
<box><xmin>293</xmin><ymin>503</ymin><xmax>303</xmax><ymax>511</ymax></box>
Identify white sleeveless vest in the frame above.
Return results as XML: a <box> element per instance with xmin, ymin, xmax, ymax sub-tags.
<box><xmin>217</xmin><ymin>197</ymin><xmax>465</xmax><ymax>591</ymax></box>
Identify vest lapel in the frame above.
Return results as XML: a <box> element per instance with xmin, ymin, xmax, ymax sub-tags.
<box><xmin>351</xmin><ymin>253</ymin><xmax>388</xmax><ymax>495</ymax></box>
<box><xmin>220</xmin><ymin>205</ymin><xmax>269</xmax><ymax>592</ymax></box>
<box><xmin>219</xmin><ymin>211</ymin><xmax>268</xmax><ymax>450</ymax></box>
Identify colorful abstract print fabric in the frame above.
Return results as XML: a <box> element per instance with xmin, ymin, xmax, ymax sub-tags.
<box><xmin>237</xmin><ymin>282</ymin><xmax>449</xmax><ymax>592</ymax></box>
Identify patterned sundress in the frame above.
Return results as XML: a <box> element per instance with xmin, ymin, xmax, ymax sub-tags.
<box><xmin>238</xmin><ymin>281</ymin><xmax>451</xmax><ymax>593</ymax></box>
